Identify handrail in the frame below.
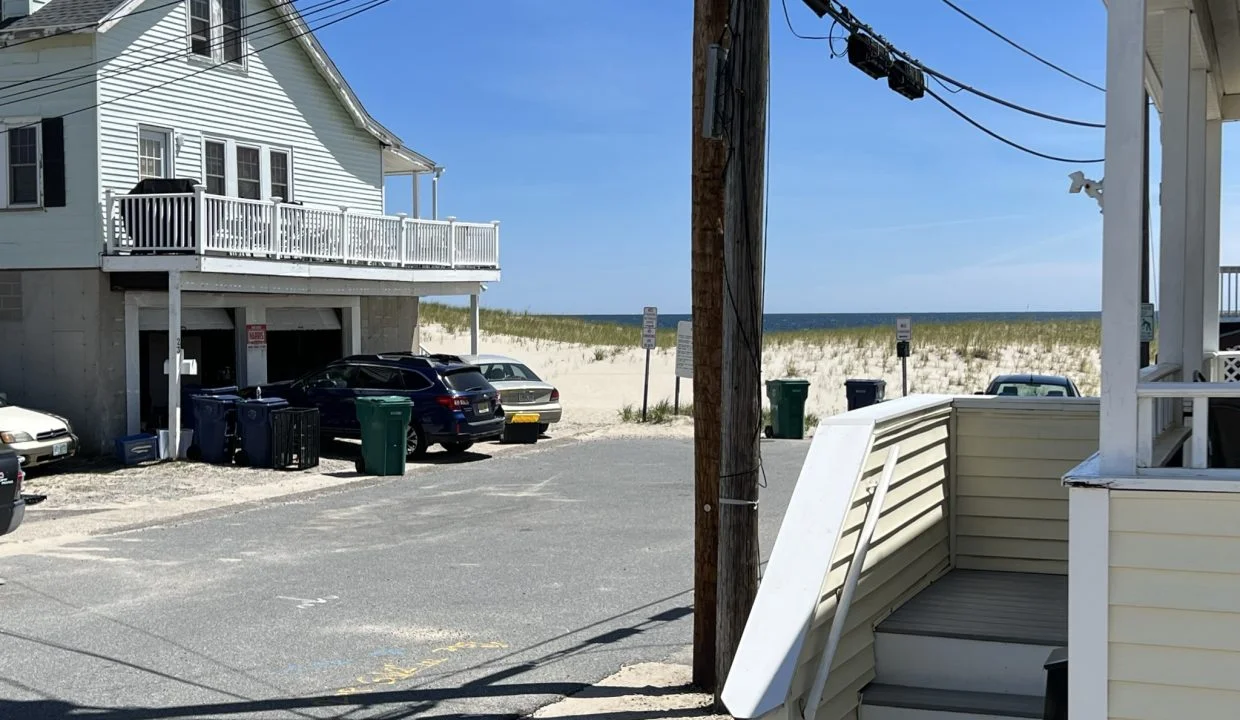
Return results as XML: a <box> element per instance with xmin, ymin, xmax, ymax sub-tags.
<box><xmin>1136</xmin><ymin>381</ymin><xmax>1240</xmax><ymax>398</ymax></box>
<box><xmin>1139</xmin><ymin>362</ymin><xmax>1182</xmax><ymax>383</ymax></box>
<box><xmin>800</xmin><ymin>444</ymin><xmax>900</xmax><ymax>720</ymax></box>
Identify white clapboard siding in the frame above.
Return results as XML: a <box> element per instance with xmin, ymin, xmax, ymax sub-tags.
<box><xmin>95</xmin><ymin>0</ymin><xmax>384</xmax><ymax>214</ymax></box>
<box><xmin>952</xmin><ymin>397</ymin><xmax>1099</xmax><ymax>575</ymax></box>
<box><xmin>793</xmin><ymin>404</ymin><xmax>954</xmax><ymax>720</ymax></box>
<box><xmin>1109</xmin><ymin>490</ymin><xmax>1240</xmax><ymax>719</ymax></box>
<box><xmin>0</xmin><ymin>35</ymin><xmax>101</xmax><ymax>269</ymax></box>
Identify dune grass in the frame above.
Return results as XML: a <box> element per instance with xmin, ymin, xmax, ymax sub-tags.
<box><xmin>421</xmin><ymin>301</ymin><xmax>1101</xmax><ymax>356</ymax></box>
<box><xmin>618</xmin><ymin>400</ymin><xmax>820</xmax><ymax>432</ymax></box>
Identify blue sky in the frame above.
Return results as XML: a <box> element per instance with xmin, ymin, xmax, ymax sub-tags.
<box><xmin>315</xmin><ymin>0</ymin><xmax>1235</xmax><ymax>314</ymax></box>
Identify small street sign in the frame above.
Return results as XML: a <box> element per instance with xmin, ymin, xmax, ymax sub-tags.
<box><xmin>1140</xmin><ymin>303</ymin><xmax>1155</xmax><ymax>343</ymax></box>
<box><xmin>641</xmin><ymin>306</ymin><xmax>658</xmax><ymax>351</ymax></box>
<box><xmin>896</xmin><ymin>317</ymin><xmax>912</xmax><ymax>342</ymax></box>
<box><xmin>675</xmin><ymin>321</ymin><xmax>693</xmax><ymax>379</ymax></box>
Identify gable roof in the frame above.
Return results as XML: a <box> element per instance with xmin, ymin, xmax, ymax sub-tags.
<box><xmin>0</xmin><ymin>0</ymin><xmax>435</xmax><ymax>174</ymax></box>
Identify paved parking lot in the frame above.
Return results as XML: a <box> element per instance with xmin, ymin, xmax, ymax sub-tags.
<box><xmin>0</xmin><ymin>436</ymin><xmax>809</xmax><ymax>719</ymax></box>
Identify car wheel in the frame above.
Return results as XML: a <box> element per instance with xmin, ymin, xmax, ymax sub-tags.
<box><xmin>406</xmin><ymin>424</ymin><xmax>428</xmax><ymax>459</ymax></box>
<box><xmin>442</xmin><ymin>441</ymin><xmax>473</xmax><ymax>455</ymax></box>
<box><xmin>537</xmin><ymin>423</ymin><xmax>550</xmax><ymax>435</ymax></box>
<box><xmin>354</xmin><ymin>455</ymin><xmax>367</xmax><ymax>474</ymax></box>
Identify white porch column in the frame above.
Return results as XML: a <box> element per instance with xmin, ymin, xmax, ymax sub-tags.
<box><xmin>1159</xmin><ymin>7</ymin><xmax>1192</xmax><ymax>373</ymax></box>
<box><xmin>1183</xmin><ymin>69</ymin><xmax>1208</xmax><ymax>377</ymax></box>
<box><xmin>167</xmin><ymin>270</ymin><xmax>183</xmax><ymax>458</ymax></box>
<box><xmin>124</xmin><ymin>293</ymin><xmax>140</xmax><ymax>435</ymax></box>
<box><xmin>432</xmin><ymin>169</ymin><xmax>441</xmax><ymax>220</ymax></box>
<box><xmin>235</xmin><ymin>305</ymin><xmax>267</xmax><ymax>387</ymax></box>
<box><xmin>469</xmin><ymin>294</ymin><xmax>480</xmax><ymax>355</ymax></box>
<box><xmin>412</xmin><ymin>171</ymin><xmax>421</xmax><ymax>219</ymax></box>
<box><xmin>1205</xmin><ymin>118</ymin><xmax>1223</xmax><ymax>355</ymax></box>
<box><xmin>342</xmin><ymin>300</ymin><xmax>362</xmax><ymax>356</ymax></box>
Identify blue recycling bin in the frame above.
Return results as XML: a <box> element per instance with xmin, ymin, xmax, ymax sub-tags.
<box><xmin>182</xmin><ymin>385</ymin><xmax>240</xmax><ymax>434</ymax></box>
<box><xmin>236</xmin><ymin>397</ymin><xmax>288</xmax><ymax>468</ymax></box>
<box><xmin>192</xmin><ymin>394</ymin><xmax>240</xmax><ymax>464</ymax></box>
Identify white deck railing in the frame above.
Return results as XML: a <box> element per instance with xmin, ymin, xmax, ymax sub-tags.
<box><xmin>1222</xmin><ymin>266</ymin><xmax>1240</xmax><ymax>316</ymax></box>
<box><xmin>103</xmin><ymin>187</ymin><xmax>500</xmax><ymax>269</ymax></box>
<box><xmin>1137</xmin><ymin>363</ymin><xmax>1186</xmax><ymax>468</ymax></box>
<box><xmin>1207</xmin><ymin>350</ymin><xmax>1240</xmax><ymax>383</ymax></box>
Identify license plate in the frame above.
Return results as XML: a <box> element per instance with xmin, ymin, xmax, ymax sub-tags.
<box><xmin>510</xmin><ymin>413</ymin><xmax>540</xmax><ymax>424</ymax></box>
<box><xmin>52</xmin><ymin>442</ymin><xmax>68</xmax><ymax>456</ymax></box>
<box><xmin>475</xmin><ymin>401</ymin><xmax>490</xmax><ymax>415</ymax></box>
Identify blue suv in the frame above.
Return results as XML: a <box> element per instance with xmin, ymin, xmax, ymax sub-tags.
<box><xmin>255</xmin><ymin>353</ymin><xmax>506</xmax><ymax>457</ymax></box>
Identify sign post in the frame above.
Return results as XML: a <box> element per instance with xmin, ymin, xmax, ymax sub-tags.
<box><xmin>675</xmin><ymin>320</ymin><xmax>694</xmax><ymax>414</ymax></box>
<box><xmin>895</xmin><ymin>317</ymin><xmax>912</xmax><ymax>397</ymax></box>
<box><xmin>641</xmin><ymin>306</ymin><xmax>658</xmax><ymax>421</ymax></box>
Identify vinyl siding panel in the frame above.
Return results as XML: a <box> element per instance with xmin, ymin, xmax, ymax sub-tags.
<box><xmin>0</xmin><ymin>35</ymin><xmax>100</xmax><ymax>268</ymax></box>
<box><xmin>95</xmin><ymin>0</ymin><xmax>383</xmax><ymax>212</ymax></box>
<box><xmin>952</xmin><ymin>397</ymin><xmax>1099</xmax><ymax>574</ymax></box>
<box><xmin>1109</xmin><ymin>491</ymin><xmax>1240</xmax><ymax>720</ymax></box>
<box><xmin>795</xmin><ymin>405</ymin><xmax>953</xmax><ymax>720</ymax></box>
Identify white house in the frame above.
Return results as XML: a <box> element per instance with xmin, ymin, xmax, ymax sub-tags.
<box><xmin>717</xmin><ymin>2</ymin><xmax>1240</xmax><ymax>720</ymax></box>
<box><xmin>0</xmin><ymin>0</ymin><xmax>499</xmax><ymax>453</ymax></box>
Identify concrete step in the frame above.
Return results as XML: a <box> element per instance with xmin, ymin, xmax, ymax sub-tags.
<box><xmin>873</xmin><ymin>630</ymin><xmax>1055</xmax><ymax>697</ymax></box>
<box><xmin>860</xmin><ymin>684</ymin><xmax>1043</xmax><ymax>720</ymax></box>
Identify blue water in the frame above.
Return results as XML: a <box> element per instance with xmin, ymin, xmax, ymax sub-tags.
<box><xmin>573</xmin><ymin>311</ymin><xmax>1100</xmax><ymax>332</ymax></box>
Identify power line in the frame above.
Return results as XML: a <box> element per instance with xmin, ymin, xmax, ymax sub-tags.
<box><xmin>0</xmin><ymin>0</ymin><xmax>393</xmax><ymax>140</ymax></box>
<box><xmin>0</xmin><ymin>0</ymin><xmax>353</xmax><ymax>109</ymax></box>
<box><xmin>0</xmin><ymin>0</ymin><xmax>185</xmax><ymax>51</ymax></box>
<box><xmin>939</xmin><ymin>0</ymin><xmax>1105</xmax><ymax>92</ymax></box>
<box><xmin>926</xmin><ymin>86</ymin><xmax>1103</xmax><ymax>164</ymax></box>
<box><xmin>814</xmin><ymin>0</ymin><xmax>1104</xmax><ymax>128</ymax></box>
<box><xmin>0</xmin><ymin>0</ymin><xmax>316</xmax><ymax>101</ymax></box>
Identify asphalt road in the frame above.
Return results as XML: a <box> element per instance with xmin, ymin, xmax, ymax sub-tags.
<box><xmin>0</xmin><ymin>436</ymin><xmax>809</xmax><ymax>720</ymax></box>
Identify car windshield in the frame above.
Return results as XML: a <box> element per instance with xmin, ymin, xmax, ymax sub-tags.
<box><xmin>442</xmin><ymin>369</ymin><xmax>492</xmax><ymax>393</ymax></box>
<box><xmin>992</xmin><ymin>382</ymin><xmax>1072</xmax><ymax>398</ymax></box>
<box><xmin>477</xmin><ymin>363</ymin><xmax>542</xmax><ymax>383</ymax></box>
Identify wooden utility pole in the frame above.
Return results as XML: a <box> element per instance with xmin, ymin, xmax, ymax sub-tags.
<box><xmin>717</xmin><ymin>0</ymin><xmax>768</xmax><ymax>696</ymax></box>
<box><xmin>690</xmin><ymin>0</ymin><xmax>728</xmax><ymax>692</ymax></box>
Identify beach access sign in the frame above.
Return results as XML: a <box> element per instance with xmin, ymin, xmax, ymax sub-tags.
<box><xmin>675</xmin><ymin>321</ymin><xmax>693</xmax><ymax>378</ymax></box>
<box><xmin>641</xmin><ymin>306</ymin><xmax>658</xmax><ymax>350</ymax></box>
<box><xmin>896</xmin><ymin>317</ymin><xmax>912</xmax><ymax>342</ymax></box>
<box><xmin>1140</xmin><ymin>303</ymin><xmax>1155</xmax><ymax>343</ymax></box>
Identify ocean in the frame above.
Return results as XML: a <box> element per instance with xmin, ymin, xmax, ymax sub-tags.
<box><xmin>572</xmin><ymin>311</ymin><xmax>1101</xmax><ymax>333</ymax></box>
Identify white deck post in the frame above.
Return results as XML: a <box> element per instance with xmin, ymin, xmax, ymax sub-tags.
<box><xmin>167</xmin><ymin>270</ymin><xmax>183</xmax><ymax>459</ymax></box>
<box><xmin>124</xmin><ymin>294</ymin><xmax>140</xmax><ymax>435</ymax></box>
<box><xmin>237</xmin><ymin>305</ymin><xmax>267</xmax><ymax>387</ymax></box>
<box><xmin>432</xmin><ymin>169</ymin><xmax>440</xmax><ymax>220</ymax></box>
<box><xmin>469</xmin><ymin>293</ymin><xmax>480</xmax><ymax>355</ymax></box>
<box><xmin>1205</xmin><ymin>118</ymin><xmax>1223</xmax><ymax>355</ymax></box>
<box><xmin>412</xmin><ymin>171</ymin><xmax>420</xmax><ymax>219</ymax></box>
<box><xmin>1159</xmin><ymin>8</ymin><xmax>1192</xmax><ymax>378</ymax></box>
<box><xmin>1183</xmin><ymin>68</ymin><xmax>1207</xmax><ymax>378</ymax></box>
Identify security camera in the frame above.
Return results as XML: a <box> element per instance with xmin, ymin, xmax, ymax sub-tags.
<box><xmin>1068</xmin><ymin>171</ymin><xmax>1088</xmax><ymax>194</ymax></box>
<box><xmin>1068</xmin><ymin>171</ymin><xmax>1104</xmax><ymax>212</ymax></box>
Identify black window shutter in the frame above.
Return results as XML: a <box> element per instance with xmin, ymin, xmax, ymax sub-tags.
<box><xmin>41</xmin><ymin>117</ymin><xmax>65</xmax><ymax>208</ymax></box>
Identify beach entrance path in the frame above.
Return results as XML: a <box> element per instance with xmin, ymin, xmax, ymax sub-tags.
<box><xmin>0</xmin><ymin>436</ymin><xmax>807</xmax><ymax>720</ymax></box>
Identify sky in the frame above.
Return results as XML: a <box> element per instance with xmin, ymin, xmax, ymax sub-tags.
<box><xmin>311</xmin><ymin>0</ymin><xmax>1238</xmax><ymax>315</ymax></box>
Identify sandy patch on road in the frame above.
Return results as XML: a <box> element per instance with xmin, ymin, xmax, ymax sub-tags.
<box><xmin>531</xmin><ymin>663</ymin><xmax>726</xmax><ymax>720</ymax></box>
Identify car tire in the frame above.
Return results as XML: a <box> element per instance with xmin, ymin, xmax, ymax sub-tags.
<box><xmin>354</xmin><ymin>456</ymin><xmax>367</xmax><ymax>474</ymax></box>
<box><xmin>442</xmin><ymin>441</ymin><xmax>473</xmax><ymax>455</ymax></box>
<box><xmin>407</xmin><ymin>424</ymin><xmax>428</xmax><ymax>459</ymax></box>
<box><xmin>537</xmin><ymin>423</ymin><xmax>550</xmax><ymax>435</ymax></box>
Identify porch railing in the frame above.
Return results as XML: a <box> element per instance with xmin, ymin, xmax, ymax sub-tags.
<box><xmin>1222</xmin><ymin>266</ymin><xmax>1240</xmax><ymax>316</ymax></box>
<box><xmin>103</xmin><ymin>187</ymin><xmax>500</xmax><ymax>270</ymax></box>
<box><xmin>1137</xmin><ymin>363</ymin><xmax>1187</xmax><ymax>468</ymax></box>
<box><xmin>1207</xmin><ymin>350</ymin><xmax>1240</xmax><ymax>382</ymax></box>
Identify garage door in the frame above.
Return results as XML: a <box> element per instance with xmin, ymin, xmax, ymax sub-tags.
<box><xmin>139</xmin><ymin>307</ymin><xmax>234</xmax><ymax>331</ymax></box>
<box><xmin>266</xmin><ymin>308</ymin><xmax>341</xmax><ymax>331</ymax></box>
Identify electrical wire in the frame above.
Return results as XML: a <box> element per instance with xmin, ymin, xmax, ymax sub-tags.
<box><xmin>780</xmin><ymin>0</ymin><xmax>830</xmax><ymax>40</ymax></box>
<box><xmin>0</xmin><ymin>0</ymin><xmax>357</xmax><ymax>110</ymax></box>
<box><xmin>820</xmin><ymin>0</ymin><xmax>1104</xmax><ymax>129</ymax></box>
<box><xmin>0</xmin><ymin>0</ymin><xmax>322</xmax><ymax>101</ymax></box>
<box><xmin>926</xmin><ymin>86</ymin><xmax>1103</xmax><ymax>164</ymax></box>
<box><xmin>0</xmin><ymin>0</ymin><xmax>185</xmax><ymax>51</ymax></box>
<box><xmin>0</xmin><ymin>0</ymin><xmax>394</xmax><ymax>140</ymax></box>
<box><xmin>939</xmin><ymin>0</ymin><xmax>1105</xmax><ymax>92</ymax></box>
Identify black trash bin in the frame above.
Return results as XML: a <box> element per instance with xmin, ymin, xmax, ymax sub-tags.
<box><xmin>192</xmin><ymin>394</ymin><xmax>240</xmax><ymax>465</ymax></box>
<box><xmin>844</xmin><ymin>379</ymin><xmax>887</xmax><ymax>411</ymax></box>
<box><xmin>121</xmin><ymin>177</ymin><xmax>202</xmax><ymax>253</ymax></box>
<box><xmin>272</xmin><ymin>407</ymin><xmax>321</xmax><ymax>470</ymax></box>
<box><xmin>1042</xmin><ymin>647</ymin><xmax>1067</xmax><ymax>720</ymax></box>
<box><xmin>183</xmin><ymin>385</ymin><xmax>239</xmax><ymax>435</ymax></box>
<box><xmin>236</xmin><ymin>398</ymin><xmax>289</xmax><ymax>468</ymax></box>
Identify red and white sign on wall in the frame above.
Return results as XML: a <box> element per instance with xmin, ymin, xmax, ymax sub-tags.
<box><xmin>246</xmin><ymin>323</ymin><xmax>267</xmax><ymax>348</ymax></box>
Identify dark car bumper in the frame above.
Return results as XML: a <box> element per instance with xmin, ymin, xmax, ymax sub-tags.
<box><xmin>428</xmin><ymin>417</ymin><xmax>506</xmax><ymax>443</ymax></box>
<box><xmin>0</xmin><ymin>498</ymin><xmax>25</xmax><ymax>536</ymax></box>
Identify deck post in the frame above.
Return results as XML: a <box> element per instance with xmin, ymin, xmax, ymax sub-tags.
<box><xmin>432</xmin><ymin>169</ymin><xmax>441</xmax><ymax>220</ymax></box>
<box><xmin>1204</xmin><ymin>119</ymin><xmax>1223</xmax><ymax>355</ymax></box>
<box><xmin>412</xmin><ymin>171</ymin><xmax>420</xmax><ymax>219</ymax></box>
<box><xmin>167</xmin><ymin>270</ymin><xmax>183</xmax><ymax>459</ymax></box>
<box><xmin>125</xmin><ymin>293</ymin><xmax>140</xmax><ymax>435</ymax></box>
<box><xmin>1183</xmin><ymin>68</ymin><xmax>1207</xmax><ymax>380</ymax></box>
<box><xmin>469</xmin><ymin>293</ymin><xmax>480</xmax><ymax>355</ymax></box>
<box><xmin>1159</xmin><ymin>8</ymin><xmax>1191</xmax><ymax>379</ymax></box>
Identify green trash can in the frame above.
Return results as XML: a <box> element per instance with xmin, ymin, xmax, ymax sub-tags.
<box><xmin>766</xmin><ymin>379</ymin><xmax>811</xmax><ymax>440</ymax></box>
<box><xmin>355</xmin><ymin>396</ymin><xmax>414</xmax><ymax>476</ymax></box>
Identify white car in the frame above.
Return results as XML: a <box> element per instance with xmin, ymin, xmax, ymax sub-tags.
<box><xmin>0</xmin><ymin>395</ymin><xmax>78</xmax><ymax>468</ymax></box>
<box><xmin>459</xmin><ymin>354</ymin><xmax>561</xmax><ymax>434</ymax></box>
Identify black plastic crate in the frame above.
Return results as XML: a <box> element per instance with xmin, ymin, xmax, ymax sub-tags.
<box><xmin>271</xmin><ymin>407</ymin><xmax>321</xmax><ymax>470</ymax></box>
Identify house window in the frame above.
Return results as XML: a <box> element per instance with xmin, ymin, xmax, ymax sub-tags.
<box><xmin>187</xmin><ymin>0</ymin><xmax>247</xmax><ymax>65</ymax></box>
<box><xmin>236</xmin><ymin>145</ymin><xmax>261</xmax><ymax>200</ymax></box>
<box><xmin>270</xmin><ymin>149</ymin><xmax>289</xmax><ymax>201</ymax></box>
<box><xmin>204</xmin><ymin>140</ymin><xmax>226</xmax><ymax>195</ymax></box>
<box><xmin>189</xmin><ymin>0</ymin><xmax>211</xmax><ymax>57</ymax></box>
<box><xmin>8</xmin><ymin>125</ymin><xmax>40</xmax><ymax>206</ymax></box>
<box><xmin>138</xmin><ymin>128</ymin><xmax>170</xmax><ymax>179</ymax></box>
